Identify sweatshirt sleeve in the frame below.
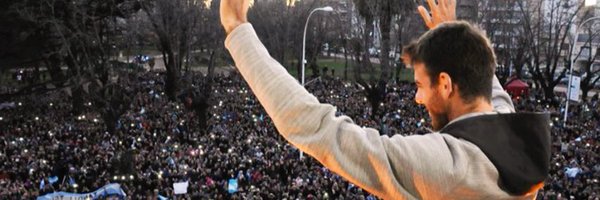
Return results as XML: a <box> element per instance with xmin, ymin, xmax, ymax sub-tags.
<box><xmin>492</xmin><ymin>76</ymin><xmax>515</xmax><ymax>113</ymax></box>
<box><xmin>224</xmin><ymin>23</ymin><xmax>477</xmax><ymax>199</ymax></box>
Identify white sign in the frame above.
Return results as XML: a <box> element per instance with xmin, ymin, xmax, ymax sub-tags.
<box><xmin>586</xmin><ymin>0</ymin><xmax>597</xmax><ymax>7</ymax></box>
<box><xmin>569</xmin><ymin>76</ymin><xmax>581</xmax><ymax>102</ymax></box>
<box><xmin>173</xmin><ymin>181</ymin><xmax>189</xmax><ymax>194</ymax></box>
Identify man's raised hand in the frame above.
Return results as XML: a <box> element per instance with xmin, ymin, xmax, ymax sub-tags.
<box><xmin>418</xmin><ymin>0</ymin><xmax>456</xmax><ymax>29</ymax></box>
<box><xmin>220</xmin><ymin>0</ymin><xmax>250</xmax><ymax>35</ymax></box>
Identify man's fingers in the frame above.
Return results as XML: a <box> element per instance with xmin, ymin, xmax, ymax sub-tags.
<box><xmin>220</xmin><ymin>0</ymin><xmax>249</xmax><ymax>34</ymax></box>
<box><xmin>438</xmin><ymin>0</ymin><xmax>447</xmax><ymax>16</ymax></box>
<box><xmin>241</xmin><ymin>0</ymin><xmax>250</xmax><ymax>21</ymax></box>
<box><xmin>447</xmin><ymin>0</ymin><xmax>456</xmax><ymax>19</ymax></box>
<box><xmin>425</xmin><ymin>0</ymin><xmax>439</xmax><ymax>15</ymax></box>
<box><xmin>448</xmin><ymin>0</ymin><xmax>456</xmax><ymax>10</ymax></box>
<box><xmin>418</xmin><ymin>6</ymin><xmax>434</xmax><ymax>29</ymax></box>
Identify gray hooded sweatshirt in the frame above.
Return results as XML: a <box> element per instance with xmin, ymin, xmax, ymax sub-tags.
<box><xmin>225</xmin><ymin>23</ymin><xmax>550</xmax><ymax>200</ymax></box>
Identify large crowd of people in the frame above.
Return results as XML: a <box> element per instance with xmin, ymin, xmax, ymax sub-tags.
<box><xmin>0</xmin><ymin>71</ymin><xmax>598</xmax><ymax>199</ymax></box>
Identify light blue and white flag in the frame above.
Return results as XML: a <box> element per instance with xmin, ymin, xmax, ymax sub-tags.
<box><xmin>228</xmin><ymin>179</ymin><xmax>238</xmax><ymax>194</ymax></box>
<box><xmin>37</xmin><ymin>183</ymin><xmax>126</xmax><ymax>200</ymax></box>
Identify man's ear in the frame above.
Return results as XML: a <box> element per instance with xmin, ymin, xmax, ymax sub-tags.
<box><xmin>438</xmin><ymin>72</ymin><xmax>453</xmax><ymax>99</ymax></box>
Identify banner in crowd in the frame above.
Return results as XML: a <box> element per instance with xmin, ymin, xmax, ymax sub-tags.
<box><xmin>37</xmin><ymin>183</ymin><xmax>126</xmax><ymax>200</ymax></box>
<box><xmin>173</xmin><ymin>181</ymin><xmax>189</xmax><ymax>194</ymax></box>
<box><xmin>568</xmin><ymin>76</ymin><xmax>581</xmax><ymax>102</ymax></box>
<box><xmin>0</xmin><ymin>102</ymin><xmax>16</xmax><ymax>110</ymax></box>
<box><xmin>228</xmin><ymin>179</ymin><xmax>238</xmax><ymax>194</ymax></box>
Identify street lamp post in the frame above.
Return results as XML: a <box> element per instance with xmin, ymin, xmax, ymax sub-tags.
<box><xmin>299</xmin><ymin>6</ymin><xmax>333</xmax><ymax>159</ymax></box>
<box><xmin>302</xmin><ymin>6</ymin><xmax>333</xmax><ymax>87</ymax></box>
<box><xmin>564</xmin><ymin>15</ymin><xmax>600</xmax><ymax>125</ymax></box>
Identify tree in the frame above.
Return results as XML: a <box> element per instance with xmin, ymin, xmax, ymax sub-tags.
<box><xmin>0</xmin><ymin>0</ymin><xmax>62</xmax><ymax>82</ymax></box>
<box><xmin>352</xmin><ymin>0</ymin><xmax>380</xmax><ymax>118</ymax></box>
<box><xmin>0</xmin><ymin>0</ymin><xmax>140</xmax><ymax>115</ymax></box>
<box><xmin>1</xmin><ymin>0</ymin><xmax>144</xmax><ymax>134</ymax></box>
<box><xmin>351</xmin><ymin>0</ymin><xmax>416</xmax><ymax>119</ymax></box>
<box><xmin>393</xmin><ymin>10</ymin><xmax>425</xmax><ymax>82</ymax></box>
<box><xmin>89</xmin><ymin>79</ymin><xmax>132</xmax><ymax>134</ymax></box>
<box><xmin>194</xmin><ymin>0</ymin><xmax>223</xmax><ymax>129</ymax></box>
<box><xmin>193</xmin><ymin>0</ymin><xmax>224</xmax><ymax>71</ymax></box>
<box><xmin>141</xmin><ymin>0</ymin><xmax>205</xmax><ymax>101</ymax></box>
<box><xmin>248</xmin><ymin>0</ymin><xmax>294</xmax><ymax>64</ymax></box>
<box><xmin>478</xmin><ymin>0</ymin><xmax>529</xmax><ymax>85</ymax></box>
<box><xmin>373</xmin><ymin>0</ymin><xmax>415</xmax><ymax>81</ymax></box>
<box><xmin>248</xmin><ymin>0</ymin><xmax>337</xmax><ymax>81</ymax></box>
<box><xmin>351</xmin><ymin>0</ymin><xmax>383</xmax><ymax>119</ymax></box>
<box><xmin>518</xmin><ymin>0</ymin><xmax>583</xmax><ymax>102</ymax></box>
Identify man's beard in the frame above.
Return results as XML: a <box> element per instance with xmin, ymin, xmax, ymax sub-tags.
<box><xmin>430</xmin><ymin>111</ymin><xmax>449</xmax><ymax>131</ymax></box>
<box><xmin>428</xmin><ymin>90</ymin><xmax>450</xmax><ymax>131</ymax></box>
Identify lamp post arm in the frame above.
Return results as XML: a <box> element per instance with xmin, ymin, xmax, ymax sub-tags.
<box><xmin>302</xmin><ymin>9</ymin><xmax>322</xmax><ymax>86</ymax></box>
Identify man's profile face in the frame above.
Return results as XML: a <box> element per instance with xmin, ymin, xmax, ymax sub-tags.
<box><xmin>413</xmin><ymin>62</ymin><xmax>450</xmax><ymax>131</ymax></box>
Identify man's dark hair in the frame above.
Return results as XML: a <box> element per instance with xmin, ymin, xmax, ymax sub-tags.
<box><xmin>401</xmin><ymin>41</ymin><xmax>417</xmax><ymax>67</ymax></box>
<box><xmin>411</xmin><ymin>21</ymin><xmax>496</xmax><ymax>103</ymax></box>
